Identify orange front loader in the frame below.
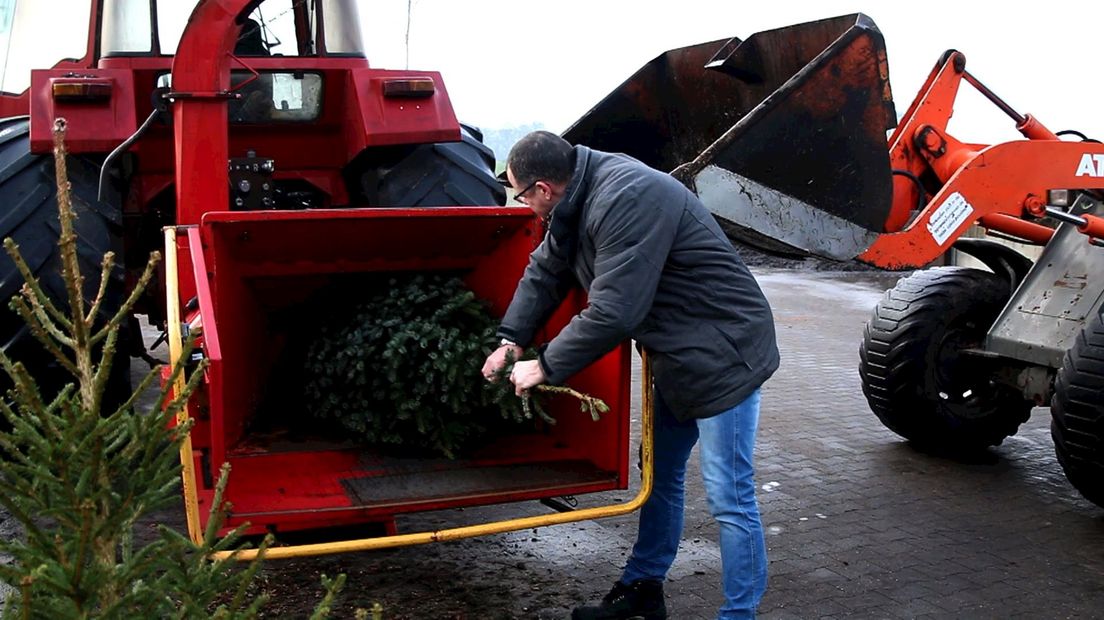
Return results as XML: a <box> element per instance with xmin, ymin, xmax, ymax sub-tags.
<box><xmin>565</xmin><ymin>13</ymin><xmax>1104</xmax><ymax>507</ymax></box>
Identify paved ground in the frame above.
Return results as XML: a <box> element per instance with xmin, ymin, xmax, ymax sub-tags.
<box><xmin>247</xmin><ymin>268</ymin><xmax>1104</xmax><ymax>618</ymax></box>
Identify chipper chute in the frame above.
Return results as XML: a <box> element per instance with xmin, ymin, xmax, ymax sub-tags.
<box><xmin>563</xmin><ymin>13</ymin><xmax>897</xmax><ymax>261</ymax></box>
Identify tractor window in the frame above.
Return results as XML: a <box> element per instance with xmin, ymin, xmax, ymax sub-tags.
<box><xmin>102</xmin><ymin>0</ymin><xmax>152</xmax><ymax>54</ymax></box>
<box><xmin>322</xmin><ymin>0</ymin><xmax>366</xmax><ymax>55</ymax></box>
<box><xmin>241</xmin><ymin>0</ymin><xmax>301</xmax><ymax>57</ymax></box>
<box><xmin>228</xmin><ymin>71</ymin><xmax>322</xmax><ymax>123</ymax></box>
<box><xmin>0</xmin><ymin>0</ymin><xmax>91</xmax><ymax>94</ymax></box>
<box><xmin>158</xmin><ymin>0</ymin><xmax>314</xmax><ymax>57</ymax></box>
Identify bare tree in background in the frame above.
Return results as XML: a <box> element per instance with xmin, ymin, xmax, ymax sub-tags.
<box><xmin>405</xmin><ymin>0</ymin><xmax>413</xmax><ymax>69</ymax></box>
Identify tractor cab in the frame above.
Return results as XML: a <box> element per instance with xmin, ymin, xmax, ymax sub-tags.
<box><xmin>99</xmin><ymin>0</ymin><xmax>364</xmax><ymax>124</ymax></box>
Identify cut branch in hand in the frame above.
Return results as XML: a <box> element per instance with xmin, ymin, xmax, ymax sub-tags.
<box><xmin>491</xmin><ymin>350</ymin><xmax>608</xmax><ymax>425</ymax></box>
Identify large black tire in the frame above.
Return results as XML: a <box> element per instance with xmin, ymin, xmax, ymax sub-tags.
<box><xmin>348</xmin><ymin>124</ymin><xmax>506</xmax><ymax>207</ymax></box>
<box><xmin>859</xmin><ymin>267</ymin><xmax>1033</xmax><ymax>449</ymax></box>
<box><xmin>1051</xmin><ymin>307</ymin><xmax>1104</xmax><ymax>507</ymax></box>
<box><xmin>0</xmin><ymin>117</ymin><xmax>128</xmax><ymax>403</ymax></box>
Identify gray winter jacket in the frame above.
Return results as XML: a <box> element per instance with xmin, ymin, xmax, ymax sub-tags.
<box><xmin>498</xmin><ymin>146</ymin><xmax>779</xmax><ymax>420</ymax></box>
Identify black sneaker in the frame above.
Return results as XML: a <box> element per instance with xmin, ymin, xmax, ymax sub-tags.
<box><xmin>571</xmin><ymin>579</ymin><xmax>667</xmax><ymax>620</ymax></box>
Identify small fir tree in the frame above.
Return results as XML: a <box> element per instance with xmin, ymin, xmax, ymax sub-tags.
<box><xmin>0</xmin><ymin>118</ymin><xmax>341</xmax><ymax>618</ymax></box>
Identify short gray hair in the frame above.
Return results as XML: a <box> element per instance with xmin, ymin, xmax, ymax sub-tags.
<box><xmin>506</xmin><ymin>131</ymin><xmax>574</xmax><ymax>187</ymax></box>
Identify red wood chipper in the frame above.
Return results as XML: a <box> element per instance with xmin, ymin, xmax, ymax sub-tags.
<box><xmin>0</xmin><ymin>0</ymin><xmax>650</xmax><ymax>557</ymax></box>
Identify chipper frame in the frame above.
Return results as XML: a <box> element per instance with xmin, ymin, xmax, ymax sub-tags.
<box><xmin>564</xmin><ymin>13</ymin><xmax>1104</xmax><ymax>507</ymax></box>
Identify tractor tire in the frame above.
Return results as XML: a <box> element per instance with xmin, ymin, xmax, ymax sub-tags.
<box><xmin>859</xmin><ymin>267</ymin><xmax>1032</xmax><ymax>450</ymax></box>
<box><xmin>0</xmin><ymin>117</ymin><xmax>128</xmax><ymax>406</ymax></box>
<box><xmin>1051</xmin><ymin>307</ymin><xmax>1104</xmax><ymax>507</ymax></box>
<box><xmin>352</xmin><ymin>124</ymin><xmax>506</xmax><ymax>208</ymax></box>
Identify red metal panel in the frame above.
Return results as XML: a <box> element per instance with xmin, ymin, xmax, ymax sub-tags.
<box><xmin>187</xmin><ymin>227</ymin><xmax>225</xmax><ymax>470</ymax></box>
<box><xmin>28</xmin><ymin>69</ymin><xmax>137</xmax><ymax>153</ymax></box>
<box><xmin>345</xmin><ymin>68</ymin><xmax>460</xmax><ymax>158</ymax></box>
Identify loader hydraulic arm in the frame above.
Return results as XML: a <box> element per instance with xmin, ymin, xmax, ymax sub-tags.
<box><xmin>859</xmin><ymin>51</ymin><xmax>1104</xmax><ymax>269</ymax></box>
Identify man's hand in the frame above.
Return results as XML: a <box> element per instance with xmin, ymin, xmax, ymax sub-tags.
<box><xmin>482</xmin><ymin>344</ymin><xmax>523</xmax><ymax>382</ymax></box>
<box><xmin>509</xmin><ymin>359</ymin><xmax>547</xmax><ymax>396</ymax></box>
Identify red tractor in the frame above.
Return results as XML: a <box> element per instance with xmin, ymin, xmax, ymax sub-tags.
<box><xmin>0</xmin><ymin>0</ymin><xmax>638</xmax><ymax>548</ymax></box>
<box><xmin>0</xmin><ymin>0</ymin><xmax>504</xmax><ymax>381</ymax></box>
<box><xmin>567</xmin><ymin>14</ymin><xmax>1104</xmax><ymax>507</ymax></box>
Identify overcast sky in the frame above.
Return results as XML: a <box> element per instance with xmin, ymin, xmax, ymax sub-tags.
<box><xmin>361</xmin><ymin>0</ymin><xmax>1102</xmax><ymax>145</ymax></box>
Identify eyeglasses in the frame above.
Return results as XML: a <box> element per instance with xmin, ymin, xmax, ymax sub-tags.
<box><xmin>512</xmin><ymin>179</ymin><xmax>540</xmax><ymax>204</ymax></box>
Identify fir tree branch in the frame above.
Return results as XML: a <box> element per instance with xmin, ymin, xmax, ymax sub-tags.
<box><xmin>70</xmin><ymin>500</ymin><xmax>95</xmax><ymax>600</ymax></box>
<box><xmin>109</xmin><ymin>364</ymin><xmax>162</xmax><ymax>418</ymax></box>
<box><xmin>224</xmin><ymin>534</ymin><xmax>270</xmax><ymax>612</ymax></box>
<box><xmin>52</xmin><ymin>119</ymin><xmax>97</xmax><ymax>412</ymax></box>
<box><xmin>2</xmin><ymin>238</ymin><xmax>72</xmax><ymax>329</ymax></box>
<box><xmin>10</xmin><ymin>297</ymin><xmax>79</xmax><ymax>375</ymax></box>
<box><xmin>149</xmin><ymin>336</ymin><xmax>201</xmax><ymax>417</ymax></box>
<box><xmin>535</xmin><ymin>384</ymin><xmax>610</xmax><ymax>422</ymax></box>
<box><xmin>494</xmin><ymin>350</ymin><xmax>608</xmax><ymax>424</ymax></box>
<box><xmin>520</xmin><ymin>393</ymin><xmax>557</xmax><ymax>425</ymax></box>
<box><xmin>308</xmin><ymin>574</ymin><xmax>348</xmax><ymax>620</ymax></box>
<box><xmin>160</xmin><ymin>357</ymin><xmax>209</xmax><ymax>430</ymax></box>
<box><xmin>7</xmin><ymin>359</ymin><xmax>51</xmax><ymax>427</ymax></box>
<box><xmin>203</xmin><ymin>463</ymin><xmax>235</xmax><ymax>546</ymax></box>
<box><xmin>89</xmin><ymin>320</ymin><xmax>120</xmax><ymax>414</ymax></box>
<box><xmin>89</xmin><ymin>251</ymin><xmax>160</xmax><ymax>347</ymax></box>
<box><xmin>0</xmin><ymin>481</ymin><xmax>51</xmax><ymax>550</ymax></box>
<box><xmin>84</xmin><ymin>251</ymin><xmax>116</xmax><ymax>325</ymax></box>
<box><xmin>12</xmin><ymin>289</ymin><xmax>76</xmax><ymax>349</ymax></box>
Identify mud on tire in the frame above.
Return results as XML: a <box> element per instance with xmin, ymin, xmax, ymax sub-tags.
<box><xmin>1051</xmin><ymin>307</ymin><xmax>1104</xmax><ymax>507</ymax></box>
<box><xmin>859</xmin><ymin>267</ymin><xmax>1033</xmax><ymax>450</ymax></box>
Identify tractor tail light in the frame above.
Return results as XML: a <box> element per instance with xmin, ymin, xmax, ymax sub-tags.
<box><xmin>382</xmin><ymin>78</ymin><xmax>435</xmax><ymax>98</ymax></box>
<box><xmin>51</xmin><ymin>79</ymin><xmax>113</xmax><ymax>102</ymax></box>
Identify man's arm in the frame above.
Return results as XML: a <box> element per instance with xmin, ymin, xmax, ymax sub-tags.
<box><xmin>497</xmin><ymin>236</ymin><xmax>576</xmax><ymax>347</ymax></box>
<box><xmin>538</xmin><ymin>193</ymin><xmax>680</xmax><ymax>384</ymax></box>
<box><xmin>483</xmin><ymin>236</ymin><xmax>575</xmax><ymax>381</ymax></box>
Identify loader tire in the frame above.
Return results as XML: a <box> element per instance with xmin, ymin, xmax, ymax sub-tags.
<box><xmin>0</xmin><ymin>117</ymin><xmax>128</xmax><ymax>409</ymax></box>
<box><xmin>354</xmin><ymin>124</ymin><xmax>506</xmax><ymax>207</ymax></box>
<box><xmin>1051</xmin><ymin>308</ymin><xmax>1104</xmax><ymax>507</ymax></box>
<box><xmin>859</xmin><ymin>267</ymin><xmax>1032</xmax><ymax>450</ymax></box>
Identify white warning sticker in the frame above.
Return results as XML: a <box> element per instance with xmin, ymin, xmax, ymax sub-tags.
<box><xmin>927</xmin><ymin>192</ymin><xmax>974</xmax><ymax>246</ymax></box>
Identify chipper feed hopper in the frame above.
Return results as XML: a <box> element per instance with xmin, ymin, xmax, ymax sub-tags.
<box><xmin>564</xmin><ymin>13</ymin><xmax>1104</xmax><ymax>507</ymax></box>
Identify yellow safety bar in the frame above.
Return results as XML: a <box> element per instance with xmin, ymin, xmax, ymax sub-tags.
<box><xmin>164</xmin><ymin>227</ymin><xmax>205</xmax><ymax>545</ymax></box>
<box><xmin>163</xmin><ymin>226</ymin><xmax>654</xmax><ymax>561</ymax></box>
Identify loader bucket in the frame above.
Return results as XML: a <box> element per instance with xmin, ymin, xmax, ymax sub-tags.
<box><xmin>171</xmin><ymin>208</ymin><xmax>632</xmax><ymax>536</ymax></box>
<box><xmin>563</xmin><ymin>13</ymin><xmax>897</xmax><ymax>259</ymax></box>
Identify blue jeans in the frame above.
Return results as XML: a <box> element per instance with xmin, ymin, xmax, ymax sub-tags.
<box><xmin>621</xmin><ymin>389</ymin><xmax>767</xmax><ymax>619</ymax></box>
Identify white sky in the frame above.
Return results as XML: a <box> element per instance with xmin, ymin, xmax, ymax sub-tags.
<box><xmin>2</xmin><ymin>1</ymin><xmax>1099</xmax><ymax>147</ymax></box>
<box><xmin>361</xmin><ymin>0</ymin><xmax>1103</xmax><ymax>145</ymax></box>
